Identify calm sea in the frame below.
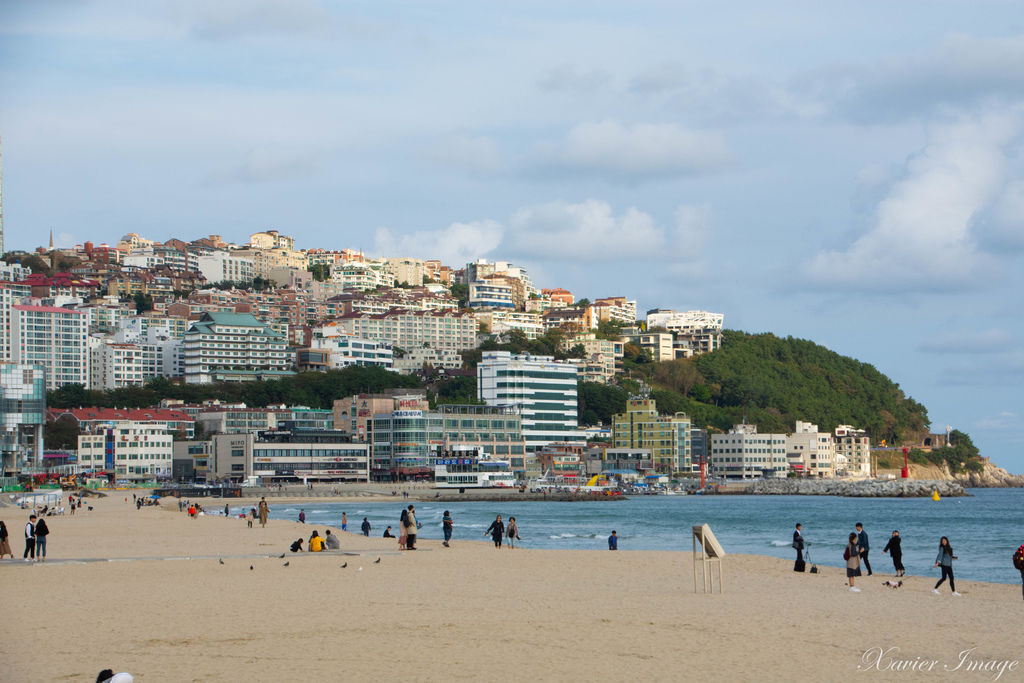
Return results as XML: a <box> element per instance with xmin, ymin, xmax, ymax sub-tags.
<box><xmin>260</xmin><ymin>488</ymin><xmax>1024</xmax><ymax>585</ymax></box>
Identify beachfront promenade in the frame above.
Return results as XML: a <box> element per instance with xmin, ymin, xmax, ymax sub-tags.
<box><xmin>2</xmin><ymin>493</ymin><xmax>1022</xmax><ymax>681</ymax></box>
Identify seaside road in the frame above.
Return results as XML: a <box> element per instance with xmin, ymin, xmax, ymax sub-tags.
<box><xmin>0</xmin><ymin>548</ymin><xmax>413</xmax><ymax>568</ymax></box>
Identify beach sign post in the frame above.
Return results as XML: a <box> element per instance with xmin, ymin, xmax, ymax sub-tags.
<box><xmin>692</xmin><ymin>523</ymin><xmax>725</xmax><ymax>594</ymax></box>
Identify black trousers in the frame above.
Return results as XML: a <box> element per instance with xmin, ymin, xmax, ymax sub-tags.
<box><xmin>24</xmin><ymin>537</ymin><xmax>35</xmax><ymax>559</ymax></box>
<box><xmin>891</xmin><ymin>553</ymin><xmax>904</xmax><ymax>572</ymax></box>
<box><xmin>860</xmin><ymin>550</ymin><xmax>872</xmax><ymax>574</ymax></box>
<box><xmin>935</xmin><ymin>565</ymin><xmax>955</xmax><ymax>592</ymax></box>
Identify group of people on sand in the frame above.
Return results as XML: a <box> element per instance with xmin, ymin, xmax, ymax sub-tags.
<box><xmin>290</xmin><ymin>529</ymin><xmax>341</xmax><ymax>553</ymax></box>
<box><xmin>484</xmin><ymin>514</ymin><xmax>521</xmax><ymax>548</ymax></box>
<box><xmin>0</xmin><ymin>513</ymin><xmax>51</xmax><ymax>562</ymax></box>
<box><xmin>793</xmin><ymin>522</ymin><xmax>963</xmax><ymax>596</ymax></box>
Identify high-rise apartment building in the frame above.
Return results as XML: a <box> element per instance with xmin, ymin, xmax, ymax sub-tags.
<box><xmin>477</xmin><ymin>351</ymin><xmax>582</xmax><ymax>451</ymax></box>
<box><xmin>11</xmin><ymin>304</ymin><xmax>89</xmax><ymax>390</ymax></box>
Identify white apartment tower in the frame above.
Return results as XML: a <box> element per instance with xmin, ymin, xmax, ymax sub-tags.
<box><xmin>477</xmin><ymin>351</ymin><xmax>583</xmax><ymax>451</ymax></box>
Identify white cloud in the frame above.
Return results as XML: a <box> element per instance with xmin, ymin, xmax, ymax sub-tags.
<box><xmin>425</xmin><ymin>134</ymin><xmax>501</xmax><ymax>174</ymax></box>
<box><xmin>975</xmin><ymin>411</ymin><xmax>1022</xmax><ymax>431</ymax></box>
<box><xmin>802</xmin><ymin>33</ymin><xmax>1024</xmax><ymax>122</ymax></box>
<box><xmin>171</xmin><ymin>0</ymin><xmax>337</xmax><ymax>40</ymax></box>
<box><xmin>207</xmin><ymin>147</ymin><xmax>321</xmax><ymax>184</ymax></box>
<box><xmin>504</xmin><ymin>199</ymin><xmax>664</xmax><ymax>262</ymax></box>
<box><xmin>374</xmin><ymin>220</ymin><xmax>503</xmax><ymax>266</ymax></box>
<box><xmin>532</xmin><ymin>121</ymin><xmax>731</xmax><ymax>180</ymax></box>
<box><xmin>976</xmin><ymin>180</ymin><xmax>1024</xmax><ymax>250</ymax></box>
<box><xmin>805</xmin><ymin>112</ymin><xmax>1021</xmax><ymax>291</ymax></box>
<box><xmin>538</xmin><ymin>65</ymin><xmax>610</xmax><ymax>93</ymax></box>
<box><xmin>918</xmin><ymin>328</ymin><xmax>1015</xmax><ymax>354</ymax></box>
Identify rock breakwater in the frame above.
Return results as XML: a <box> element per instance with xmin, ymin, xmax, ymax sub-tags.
<box><xmin>747</xmin><ymin>478</ymin><xmax>967</xmax><ymax>497</ymax></box>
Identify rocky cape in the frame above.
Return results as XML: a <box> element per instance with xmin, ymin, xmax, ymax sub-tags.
<box><xmin>875</xmin><ymin>459</ymin><xmax>1024</xmax><ymax>488</ymax></box>
<box><xmin>747</xmin><ymin>479</ymin><xmax>966</xmax><ymax>497</ymax></box>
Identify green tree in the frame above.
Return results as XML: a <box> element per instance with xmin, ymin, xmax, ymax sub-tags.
<box><xmin>309</xmin><ymin>263</ymin><xmax>330</xmax><ymax>282</ymax></box>
<box><xmin>577</xmin><ymin>381</ymin><xmax>629</xmax><ymax>425</ymax></box>
<box><xmin>44</xmin><ymin>415</ymin><xmax>81</xmax><ymax>449</ymax></box>
<box><xmin>133</xmin><ymin>292</ymin><xmax>154</xmax><ymax>313</ymax></box>
<box><xmin>449</xmin><ymin>283</ymin><xmax>469</xmax><ymax>308</ymax></box>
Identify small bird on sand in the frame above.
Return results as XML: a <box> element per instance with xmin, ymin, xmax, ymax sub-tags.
<box><xmin>218</xmin><ymin>559</ymin><xmax>225</xmax><ymax>565</ymax></box>
<box><xmin>249</xmin><ymin>565</ymin><xmax>253</xmax><ymax>571</ymax></box>
<box><xmin>283</xmin><ymin>561</ymin><xmax>290</xmax><ymax>567</ymax></box>
<box><xmin>278</xmin><ymin>553</ymin><xmax>285</xmax><ymax>558</ymax></box>
<box><xmin>357</xmin><ymin>567</ymin><xmax>362</xmax><ymax>571</ymax></box>
<box><xmin>374</xmin><ymin>557</ymin><xmax>381</xmax><ymax>564</ymax></box>
<box><xmin>341</xmin><ymin>562</ymin><xmax>348</xmax><ymax>568</ymax></box>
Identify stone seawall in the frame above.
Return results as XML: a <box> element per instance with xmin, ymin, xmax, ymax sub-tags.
<box><xmin>746</xmin><ymin>478</ymin><xmax>967</xmax><ymax>497</ymax></box>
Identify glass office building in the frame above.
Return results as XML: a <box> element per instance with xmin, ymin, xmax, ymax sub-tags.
<box><xmin>0</xmin><ymin>363</ymin><xmax>46</xmax><ymax>474</ymax></box>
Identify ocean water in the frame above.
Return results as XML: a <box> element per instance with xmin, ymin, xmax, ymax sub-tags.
<box><xmin>261</xmin><ymin>488</ymin><xmax>1024</xmax><ymax>585</ymax></box>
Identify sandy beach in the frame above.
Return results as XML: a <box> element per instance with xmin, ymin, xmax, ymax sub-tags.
<box><xmin>2</xmin><ymin>493</ymin><xmax>1023</xmax><ymax>682</ymax></box>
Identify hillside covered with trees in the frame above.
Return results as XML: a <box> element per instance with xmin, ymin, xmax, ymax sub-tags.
<box><xmin>582</xmin><ymin>330</ymin><xmax>932</xmax><ymax>446</ymax></box>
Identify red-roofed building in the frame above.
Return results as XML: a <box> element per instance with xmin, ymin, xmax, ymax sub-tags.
<box><xmin>48</xmin><ymin>407</ymin><xmax>195</xmax><ymax>438</ymax></box>
<box><xmin>23</xmin><ymin>273</ymin><xmax>103</xmax><ymax>300</ymax></box>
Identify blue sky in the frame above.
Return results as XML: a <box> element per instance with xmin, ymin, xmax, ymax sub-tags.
<box><xmin>2</xmin><ymin>1</ymin><xmax>1024</xmax><ymax>472</ymax></box>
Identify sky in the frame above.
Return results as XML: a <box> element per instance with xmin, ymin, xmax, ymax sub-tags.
<box><xmin>2</xmin><ymin>1</ymin><xmax>1023</xmax><ymax>472</ymax></box>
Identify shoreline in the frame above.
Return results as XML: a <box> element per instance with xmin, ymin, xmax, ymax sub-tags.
<box><xmin>3</xmin><ymin>494</ymin><xmax>1023</xmax><ymax>681</ymax></box>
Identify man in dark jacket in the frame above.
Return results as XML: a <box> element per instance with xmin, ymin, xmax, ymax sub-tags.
<box><xmin>793</xmin><ymin>523</ymin><xmax>805</xmax><ymax>571</ymax></box>
<box><xmin>856</xmin><ymin>523</ymin><xmax>872</xmax><ymax>576</ymax></box>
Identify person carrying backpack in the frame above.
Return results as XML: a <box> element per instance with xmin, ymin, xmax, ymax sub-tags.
<box><xmin>1013</xmin><ymin>542</ymin><xmax>1024</xmax><ymax>601</ymax></box>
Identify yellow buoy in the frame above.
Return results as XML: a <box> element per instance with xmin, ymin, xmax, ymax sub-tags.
<box><xmin>931</xmin><ymin>490</ymin><xmax>941</xmax><ymax>501</ymax></box>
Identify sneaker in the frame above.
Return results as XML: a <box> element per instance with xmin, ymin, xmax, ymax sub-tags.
<box><xmin>849</xmin><ymin>587</ymin><xmax>861</xmax><ymax>592</ymax></box>
<box><xmin>931</xmin><ymin>589</ymin><xmax>940</xmax><ymax>594</ymax></box>
<box><xmin>952</xmin><ymin>592</ymin><xmax>962</xmax><ymax>597</ymax></box>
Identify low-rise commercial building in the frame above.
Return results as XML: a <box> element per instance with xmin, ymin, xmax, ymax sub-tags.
<box><xmin>834</xmin><ymin>425</ymin><xmax>871</xmax><ymax>477</ymax></box>
<box><xmin>785</xmin><ymin>421</ymin><xmax>835</xmax><ymax>477</ymax></box>
<box><xmin>77</xmin><ymin>420</ymin><xmax>175</xmax><ymax>480</ymax></box>
<box><xmin>710</xmin><ymin>423</ymin><xmax>788</xmax><ymax>479</ymax></box>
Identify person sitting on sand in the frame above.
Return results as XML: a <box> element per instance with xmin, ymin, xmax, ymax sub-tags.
<box><xmin>383</xmin><ymin>526</ymin><xmax>394</xmax><ymax>538</ymax></box>
<box><xmin>290</xmin><ymin>538</ymin><xmax>304</xmax><ymax>553</ymax></box>
<box><xmin>309</xmin><ymin>530</ymin><xmax>324</xmax><ymax>552</ymax></box>
<box><xmin>96</xmin><ymin>668</ymin><xmax>134</xmax><ymax>682</ymax></box>
<box><xmin>325</xmin><ymin>530</ymin><xmax>340</xmax><ymax>550</ymax></box>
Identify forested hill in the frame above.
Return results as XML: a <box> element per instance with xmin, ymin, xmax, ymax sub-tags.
<box><xmin>690</xmin><ymin>330</ymin><xmax>930</xmax><ymax>442</ymax></box>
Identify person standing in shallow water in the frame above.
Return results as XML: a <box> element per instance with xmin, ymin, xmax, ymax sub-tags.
<box><xmin>882</xmin><ymin>530</ymin><xmax>905</xmax><ymax>577</ymax></box>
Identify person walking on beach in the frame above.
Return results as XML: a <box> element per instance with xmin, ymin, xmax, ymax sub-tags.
<box><xmin>882</xmin><ymin>530</ymin><xmax>905</xmax><ymax>577</ymax></box>
<box><xmin>855</xmin><ymin>523</ymin><xmax>872</xmax><ymax>576</ymax></box>
<box><xmin>406</xmin><ymin>505</ymin><xmax>418</xmax><ymax>550</ymax></box>
<box><xmin>486</xmin><ymin>515</ymin><xmax>504</xmax><ymax>548</ymax></box>
<box><xmin>361</xmin><ymin>517</ymin><xmax>371</xmax><ymax>536</ymax></box>
<box><xmin>258</xmin><ymin>498</ymin><xmax>269</xmax><ymax>528</ymax></box>
<box><xmin>298</xmin><ymin>509</ymin><xmax>306</xmax><ymax>524</ymax></box>
<box><xmin>34</xmin><ymin>516</ymin><xmax>49</xmax><ymax>562</ymax></box>
<box><xmin>932</xmin><ymin>536</ymin><xmax>960</xmax><ymax>596</ymax></box>
<box><xmin>506</xmin><ymin>517</ymin><xmax>521</xmax><ymax>549</ymax></box>
<box><xmin>398</xmin><ymin>509</ymin><xmax>408</xmax><ymax>549</ymax></box>
<box><xmin>442</xmin><ymin>510</ymin><xmax>453</xmax><ymax>547</ymax></box>
<box><xmin>342</xmin><ymin>512</ymin><xmax>348</xmax><ymax>532</ymax></box>
<box><xmin>24</xmin><ymin>514</ymin><xmax>36</xmax><ymax>561</ymax></box>
<box><xmin>608</xmin><ymin>530</ymin><xmax>618</xmax><ymax>550</ymax></box>
<box><xmin>793</xmin><ymin>523</ymin><xmax>805</xmax><ymax>572</ymax></box>
<box><xmin>844</xmin><ymin>532</ymin><xmax>862</xmax><ymax>592</ymax></box>
<box><xmin>0</xmin><ymin>520</ymin><xmax>13</xmax><ymax>559</ymax></box>
<box><xmin>1014</xmin><ymin>542</ymin><xmax>1024</xmax><ymax>600</ymax></box>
